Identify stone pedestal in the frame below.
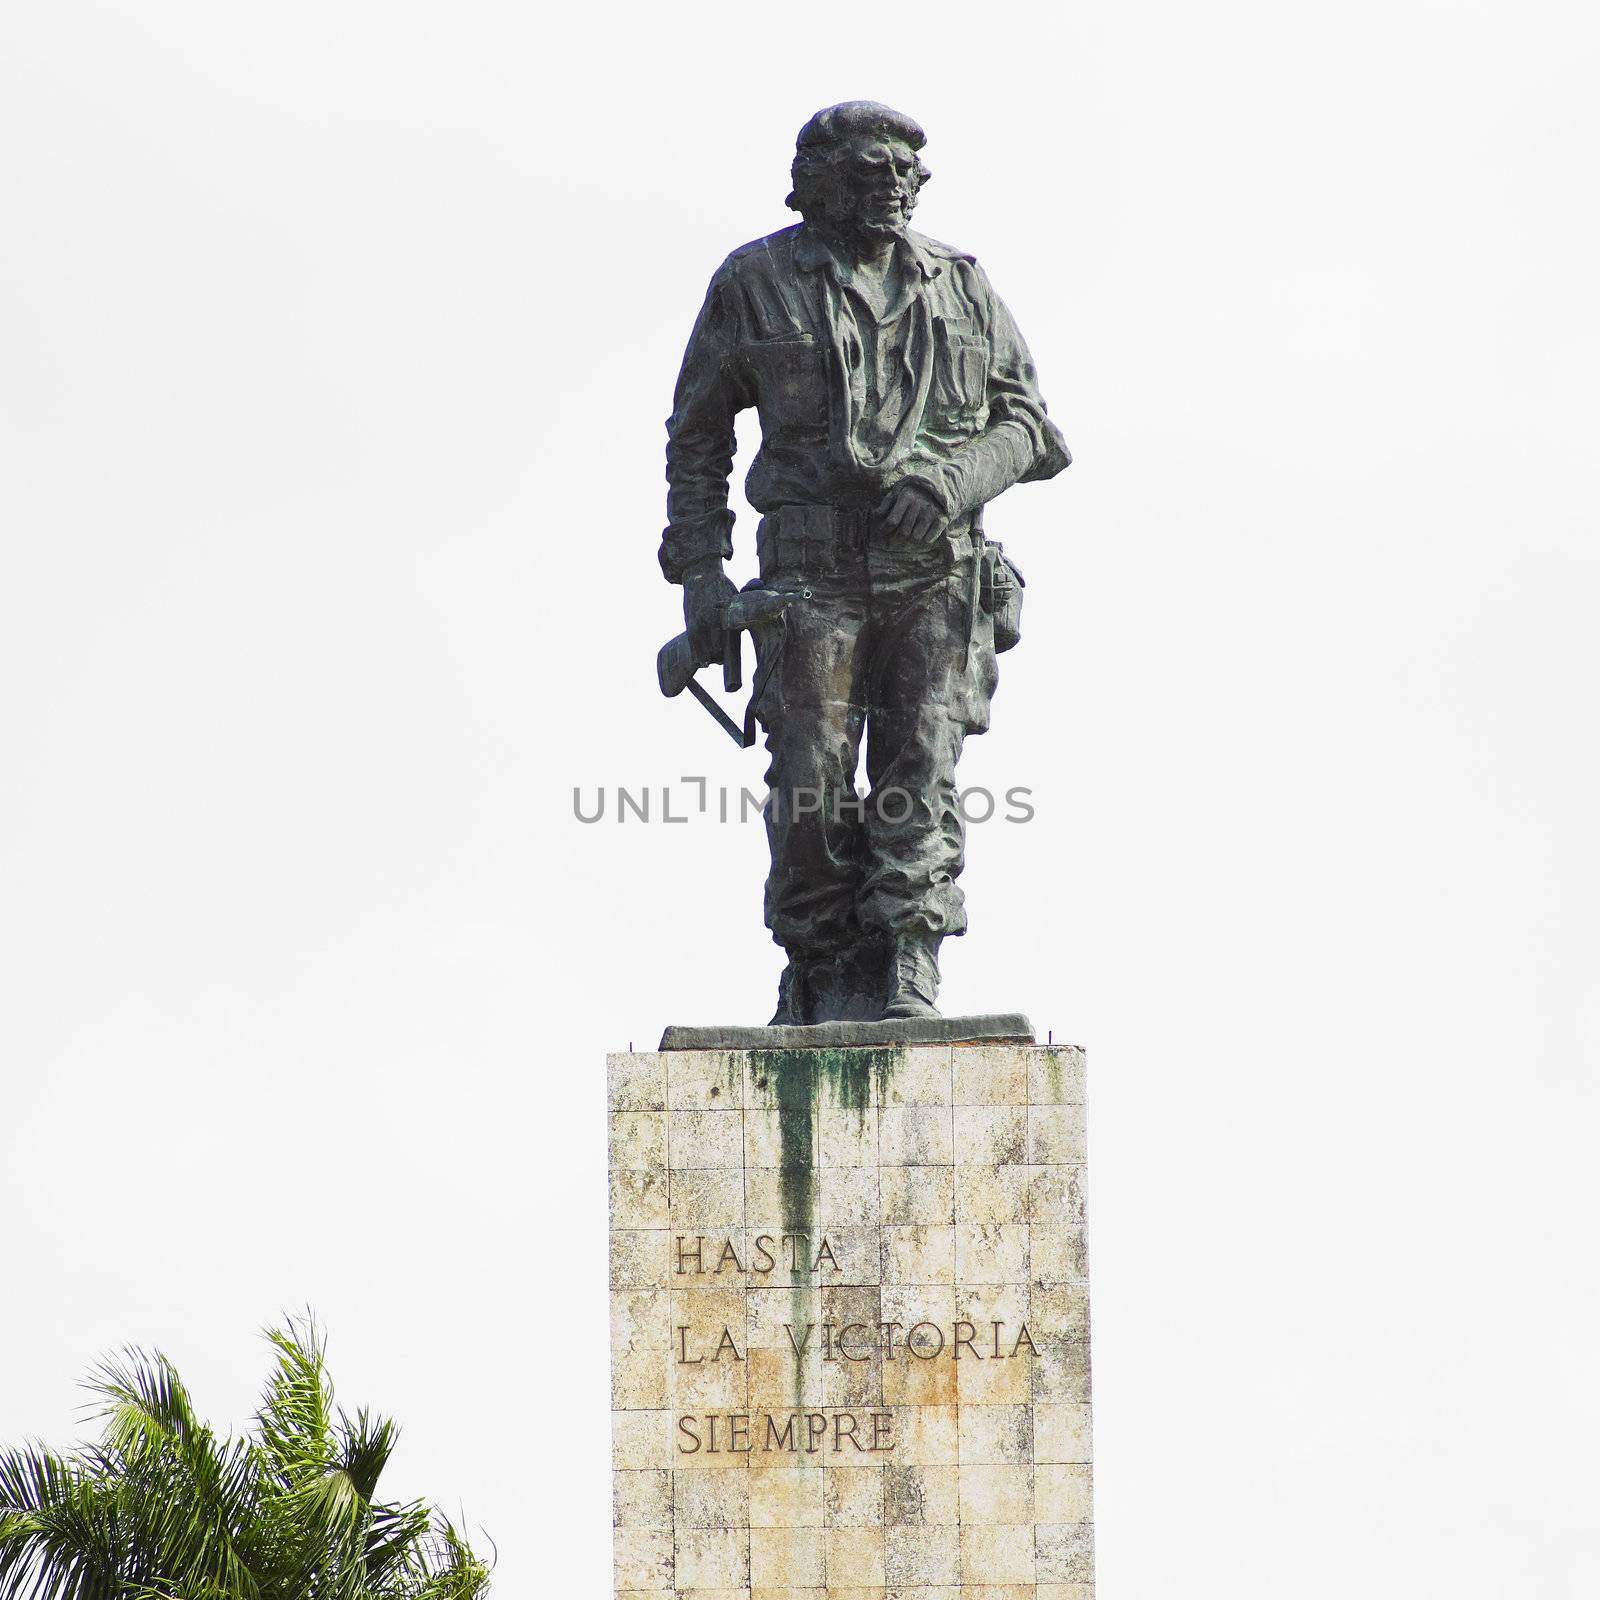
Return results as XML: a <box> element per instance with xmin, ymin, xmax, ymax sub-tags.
<box><xmin>608</xmin><ymin>1042</ymin><xmax>1094</xmax><ymax>1597</ymax></box>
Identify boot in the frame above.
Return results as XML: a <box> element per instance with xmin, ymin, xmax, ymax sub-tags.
<box><xmin>770</xmin><ymin>958</ymin><xmax>813</xmax><ymax>1025</ymax></box>
<box><xmin>880</xmin><ymin>935</ymin><xmax>942</xmax><ymax>1019</ymax></box>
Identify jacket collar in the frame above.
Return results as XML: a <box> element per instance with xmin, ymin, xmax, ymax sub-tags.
<box><xmin>793</xmin><ymin>225</ymin><xmax>943</xmax><ymax>283</ymax></box>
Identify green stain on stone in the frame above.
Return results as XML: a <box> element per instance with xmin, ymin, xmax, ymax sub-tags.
<box><xmin>740</xmin><ymin>1045</ymin><xmax>901</xmax><ymax>1407</ymax></box>
<box><xmin>1044</xmin><ymin>1048</ymin><xmax>1065</xmax><ymax>1101</ymax></box>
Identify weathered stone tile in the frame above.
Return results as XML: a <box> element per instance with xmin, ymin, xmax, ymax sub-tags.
<box><xmin>1032</xmin><ymin>1401</ymin><xmax>1093</xmax><ymax>1464</ymax></box>
<box><xmin>612</xmin><ymin>1167</ymin><xmax>669</xmax><ymax>1229</ymax></box>
<box><xmin>954</xmin><ymin>1318</ymin><xmax>1034</xmax><ymax>1406</ymax></box>
<box><xmin>612</xmin><ymin>1228</ymin><xmax>671</xmax><ymax>1291</ymax></box>
<box><xmin>825</xmin><ymin>1525</ymin><xmax>885</xmax><ymax>1586</ymax></box>
<box><xmin>1035</xmin><ymin>1462</ymin><xmax>1093</xmax><ymax>1524</ymax></box>
<box><xmin>748</xmin><ymin>1286</ymin><xmax>825</xmax><ymax>1350</ymax></box>
<box><xmin>878</xmin><ymin>1045</ymin><xmax>951</xmax><ymax>1106</ymax></box>
<box><xmin>1031</xmin><ymin>1284</ymin><xmax>1090</xmax><ymax>1342</ymax></box>
<box><xmin>736</xmin><ymin>1107</ymin><xmax>812</xmax><ymax>1171</ymax></box>
<box><xmin>820</xmin><ymin>1165</ymin><xmax>879</xmax><ymax>1226</ymax></box>
<box><xmin>668</xmin><ymin>1049</ymin><xmax>746</xmax><ymax>1109</ymax></box>
<box><xmin>883</xmin><ymin>1463</ymin><xmax>958</xmax><ymax>1526</ymax></box>
<box><xmin>747</xmin><ymin>1286</ymin><xmax>822</xmax><ymax>1406</ymax></box>
<box><xmin>614</xmin><ymin>1526</ymin><xmax>673</xmax><ymax>1590</ymax></box>
<box><xmin>819</xmin><ymin>1224</ymin><xmax>880</xmax><ymax>1285</ymax></box>
<box><xmin>1029</xmin><ymin>1223</ymin><xmax>1088</xmax><ymax>1289</ymax></box>
<box><xmin>745</xmin><ymin>1054</ymin><xmax>819</xmax><ymax>1113</ymax></box>
<box><xmin>881</xmin><ymin>1342</ymin><xmax>957</xmax><ymax>1408</ymax></box>
<box><xmin>1028</xmin><ymin>1045</ymin><xmax>1086</xmax><ymax>1105</ymax></box>
<box><xmin>883</xmin><ymin>1522</ymin><xmax>959</xmax><ymax>1585</ymax></box>
<box><xmin>952</xmin><ymin>1044</ymin><xmax>1031</xmax><ymax>1106</ymax></box>
<box><xmin>612</xmin><ymin>1408</ymin><xmax>671</xmax><ymax>1469</ymax></box>
<box><xmin>1019</xmin><ymin>1164</ymin><xmax>1086</xmax><ymax>1226</ymax></box>
<box><xmin>878</xmin><ymin>1105</ymin><xmax>953</xmax><ymax>1167</ymax></box>
<box><xmin>1036</xmin><ymin>1519</ymin><xmax>1095</xmax><ymax>1583</ymax></box>
<box><xmin>957</xmin><ymin>1463</ymin><xmax>1033</xmax><ymax>1525</ymax></box>
<box><xmin>954</xmin><ymin>1223</ymin><xmax>1029</xmax><ymax>1286</ymax></box>
<box><xmin>1026</xmin><ymin>1104</ymin><xmax>1085</xmax><ymax>1166</ymax></box>
<box><xmin>749</xmin><ymin>1463</ymin><xmax>825</xmax><ymax>1526</ymax></box>
<box><xmin>612</xmin><ymin>1111</ymin><xmax>668</xmax><ymax>1170</ymax></box>
<box><xmin>614</xmin><ymin>1467</ymin><xmax>673</xmax><ymax>1528</ymax></box>
<box><xmin>819</xmin><ymin>1103</ymin><xmax>877</xmax><ymax>1167</ymax></box>
<box><xmin>880</xmin><ymin>1281</ymin><xmax>956</xmax><ymax>1336</ymax></box>
<box><xmin>675</xmin><ymin>1525</ymin><xmax>751</xmax><ymax>1588</ymax></box>
<box><xmin>1032</xmin><ymin>1341</ymin><xmax>1092</xmax><ymax>1406</ymax></box>
<box><xmin>953</xmin><ymin>1105</ymin><xmax>1027</xmax><ymax>1166</ymax></box>
<box><xmin>880</xmin><ymin>1224</ymin><xmax>954</xmax><ymax>1285</ymax></box>
<box><xmin>609</xmin><ymin>1051</ymin><xmax>668</xmax><ymax>1112</ymax></box>
<box><xmin>674</xmin><ymin>1467</ymin><xmax>751</xmax><ymax>1529</ymax></box>
<box><xmin>958</xmin><ymin>1360</ymin><xmax>1033</xmax><ymax>1408</ymax></box>
<box><xmin>957</xmin><ymin>1404</ymin><xmax>1032</xmax><ymax>1465</ymax></box>
<box><xmin>824</xmin><ymin>1463</ymin><xmax>884</xmax><ymax>1526</ymax></box>
<box><xmin>878</xmin><ymin>1164</ymin><xmax>953</xmax><ymax>1225</ymax></box>
<box><xmin>959</xmin><ymin>1522</ymin><xmax>1036</xmax><ymax>1585</ymax></box>
<box><xmin>954</xmin><ymin>1165</ymin><xmax>1027</xmax><ymax>1225</ymax></box>
<box><xmin>1036</xmin><ymin>1584</ymin><xmax>1097</xmax><ymax>1600</ymax></box>
<box><xmin>670</xmin><ymin>1169</ymin><xmax>746</xmax><ymax>1230</ymax></box>
<box><xmin>751</xmin><ymin>1524</ymin><xmax>826</xmax><ymax>1587</ymax></box>
<box><xmin>612</xmin><ymin>1289</ymin><xmax>671</xmax><ymax>1410</ymax></box>
<box><xmin>955</xmin><ymin>1281</ymin><xmax>1030</xmax><ymax>1337</ymax></box>
<box><xmin>885</xmin><ymin>1405</ymin><xmax>957</xmax><ymax>1466</ymax></box>
<box><xmin>744</xmin><ymin>1169</ymin><xmax>789</xmax><ymax>1229</ymax></box>
<box><xmin>821</xmin><ymin>1286</ymin><xmax>883</xmax><ymax>1406</ymax></box>
<box><xmin>819</xmin><ymin>1346</ymin><xmax>881</xmax><ymax>1410</ymax></box>
<box><xmin>670</xmin><ymin>1286</ymin><xmax>749</xmax><ymax>1409</ymax></box>
<box><xmin>671</xmin><ymin>1108</ymin><xmax>746</xmax><ymax>1170</ymax></box>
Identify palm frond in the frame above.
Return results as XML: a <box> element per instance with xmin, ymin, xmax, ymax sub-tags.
<box><xmin>255</xmin><ymin>1318</ymin><xmax>336</xmax><ymax>1491</ymax></box>
<box><xmin>85</xmin><ymin>1350</ymin><xmax>262</xmax><ymax>1600</ymax></box>
<box><xmin>0</xmin><ymin>1446</ymin><xmax>124</xmax><ymax>1600</ymax></box>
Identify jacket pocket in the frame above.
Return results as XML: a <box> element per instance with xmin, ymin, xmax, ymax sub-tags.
<box><xmin>932</xmin><ymin>319</ymin><xmax>989</xmax><ymax>415</ymax></box>
<box><xmin>744</xmin><ymin>334</ymin><xmax>831</xmax><ymax>429</ymax></box>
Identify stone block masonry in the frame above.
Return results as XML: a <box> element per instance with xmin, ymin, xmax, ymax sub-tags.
<box><xmin>608</xmin><ymin>1042</ymin><xmax>1093</xmax><ymax>1598</ymax></box>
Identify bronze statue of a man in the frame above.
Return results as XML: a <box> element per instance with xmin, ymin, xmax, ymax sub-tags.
<box><xmin>662</xmin><ymin>101</ymin><xmax>1069</xmax><ymax>1026</ymax></box>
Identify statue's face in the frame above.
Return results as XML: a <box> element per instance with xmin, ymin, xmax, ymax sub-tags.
<box><xmin>832</xmin><ymin>135</ymin><xmax>921</xmax><ymax>240</ymax></box>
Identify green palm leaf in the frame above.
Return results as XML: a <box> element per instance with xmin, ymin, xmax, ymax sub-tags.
<box><xmin>0</xmin><ymin>1320</ymin><xmax>491</xmax><ymax>1600</ymax></box>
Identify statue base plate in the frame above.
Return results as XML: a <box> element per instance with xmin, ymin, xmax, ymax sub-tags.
<box><xmin>658</xmin><ymin>1013</ymin><xmax>1034</xmax><ymax>1051</ymax></box>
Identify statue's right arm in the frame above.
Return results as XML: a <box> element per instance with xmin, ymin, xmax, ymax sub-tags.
<box><xmin>660</xmin><ymin>272</ymin><xmax>752</xmax><ymax>586</ymax></box>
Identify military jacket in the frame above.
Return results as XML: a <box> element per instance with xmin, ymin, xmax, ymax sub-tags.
<box><xmin>661</xmin><ymin>223</ymin><xmax>1069</xmax><ymax>582</ymax></box>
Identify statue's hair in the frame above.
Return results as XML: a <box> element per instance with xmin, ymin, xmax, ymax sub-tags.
<box><xmin>785</xmin><ymin>100</ymin><xmax>932</xmax><ymax>218</ymax></box>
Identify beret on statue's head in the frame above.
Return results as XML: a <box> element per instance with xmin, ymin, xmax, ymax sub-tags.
<box><xmin>794</xmin><ymin>100</ymin><xmax>927</xmax><ymax>155</ymax></box>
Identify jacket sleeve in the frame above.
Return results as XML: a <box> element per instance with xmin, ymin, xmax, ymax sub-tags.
<box><xmin>660</xmin><ymin>269</ymin><xmax>752</xmax><ymax>583</ymax></box>
<box><xmin>917</xmin><ymin>262</ymin><xmax>1071</xmax><ymax>518</ymax></box>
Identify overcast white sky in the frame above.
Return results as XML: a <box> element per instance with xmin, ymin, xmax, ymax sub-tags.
<box><xmin>3</xmin><ymin>0</ymin><xmax>1598</xmax><ymax>1594</ymax></box>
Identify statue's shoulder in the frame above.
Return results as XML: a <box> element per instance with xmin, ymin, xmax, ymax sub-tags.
<box><xmin>909</xmin><ymin>229</ymin><xmax>978</xmax><ymax>267</ymax></box>
<box><xmin>712</xmin><ymin>225</ymin><xmax>805</xmax><ymax>284</ymax></box>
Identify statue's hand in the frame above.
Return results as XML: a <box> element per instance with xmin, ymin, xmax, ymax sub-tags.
<box><xmin>682</xmin><ymin>563</ymin><xmax>738</xmax><ymax>665</ymax></box>
<box><xmin>877</xmin><ymin>479</ymin><xmax>948</xmax><ymax>546</ymax></box>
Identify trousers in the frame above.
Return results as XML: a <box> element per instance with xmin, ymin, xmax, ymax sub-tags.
<box><xmin>750</xmin><ymin>505</ymin><xmax>1000</xmax><ymax>958</ymax></box>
